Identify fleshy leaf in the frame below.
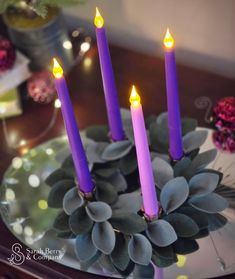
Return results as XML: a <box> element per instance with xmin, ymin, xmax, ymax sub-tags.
<box><xmin>95</xmin><ymin>167</ymin><xmax>117</xmax><ymax>178</ymax></box>
<box><xmin>69</xmin><ymin>206</ymin><xmax>93</xmax><ymax>235</ymax></box>
<box><xmin>133</xmin><ymin>263</ymin><xmax>155</xmax><ymax>279</ymax></box>
<box><xmin>98</xmin><ymin>254</ymin><xmax>116</xmax><ymax>273</ymax></box>
<box><xmin>118</xmin><ymin>148</ymin><xmax>138</xmax><ymax>176</ymax></box>
<box><xmin>85</xmin><ymin>202</ymin><xmax>112</xmax><ymax>222</ymax></box>
<box><xmin>45</xmin><ymin>168</ymin><xmax>73</xmax><ymax>186</ymax></box>
<box><xmin>152</xmin><ymin>252</ymin><xmax>177</xmax><ymax>267</ymax></box>
<box><xmin>173</xmin><ymin>238</ymin><xmax>199</xmax><ymax>254</ymax></box>
<box><xmin>164</xmin><ymin>213</ymin><xmax>199</xmax><ymax>237</ymax></box>
<box><xmin>75</xmin><ymin>233</ymin><xmax>97</xmax><ymax>262</ymax></box>
<box><xmin>149</xmin><ymin>122</ymin><xmax>168</xmax><ymax>153</ymax></box>
<box><xmin>152</xmin><ymin>157</ymin><xmax>174</xmax><ymax>189</ymax></box>
<box><xmin>80</xmin><ymin>251</ymin><xmax>101</xmax><ymax>271</ymax></box>
<box><xmin>152</xmin><ymin>245</ymin><xmax>175</xmax><ymax>260</ymax></box>
<box><xmin>95</xmin><ymin>180</ymin><xmax>118</xmax><ymax>204</ymax></box>
<box><xmin>189</xmin><ymin>173</ymin><xmax>219</xmax><ymax>197</ymax></box>
<box><xmin>92</xmin><ymin>221</ymin><xmax>115</xmax><ymax>254</ymax></box>
<box><xmin>191</xmin><ymin>228</ymin><xmax>209</xmax><ymax>239</ymax></box>
<box><xmin>173</xmin><ymin>157</ymin><xmax>191</xmax><ymax>178</ymax></box>
<box><xmin>146</xmin><ymin>220</ymin><xmax>177</xmax><ymax>247</ymax></box>
<box><xmin>108</xmin><ymin>171</ymin><xmax>128</xmax><ymax>192</ymax></box>
<box><xmin>156</xmin><ymin>112</ymin><xmax>168</xmax><ymax>127</ymax></box>
<box><xmin>53</xmin><ymin>211</ymin><xmax>70</xmax><ymax>232</ymax></box>
<box><xmin>56</xmin><ymin>231</ymin><xmax>76</xmax><ymax>239</ymax></box>
<box><xmin>62</xmin><ymin>155</ymin><xmax>74</xmax><ymax>169</ymax></box>
<box><xmin>160</xmin><ymin>177</ymin><xmax>189</xmax><ymax>214</ymax></box>
<box><xmin>206</xmin><ymin>213</ymin><xmax>228</xmax><ymax>231</ymax></box>
<box><xmin>63</xmin><ymin>187</ymin><xmax>84</xmax><ymax>215</ymax></box>
<box><xmin>181</xmin><ymin>118</ymin><xmax>198</xmax><ymax>135</ymax></box>
<box><xmin>110</xmin><ymin>234</ymin><xmax>130</xmax><ymax>271</ymax></box>
<box><xmin>177</xmin><ymin>207</ymin><xmax>208</xmax><ymax>230</ymax></box>
<box><xmin>183</xmin><ymin>130</ymin><xmax>208</xmax><ymax>153</ymax></box>
<box><xmin>199</xmin><ymin>169</ymin><xmax>223</xmax><ymax>184</ymax></box>
<box><xmin>186</xmin><ymin>149</ymin><xmax>217</xmax><ymax>178</ymax></box>
<box><xmin>112</xmin><ymin>192</ymin><xmax>143</xmax><ymax>214</ymax></box>
<box><xmin>85</xmin><ymin>125</ymin><xmax>109</xmax><ymax>142</ymax></box>
<box><xmin>128</xmin><ymin>234</ymin><xmax>152</xmax><ymax>265</ymax></box>
<box><xmin>86</xmin><ymin>142</ymin><xmax>108</xmax><ymax>164</ymax></box>
<box><xmin>114</xmin><ymin>261</ymin><xmax>135</xmax><ymax>278</ymax></box>
<box><xmin>48</xmin><ymin>179</ymin><xmax>75</xmax><ymax>208</ymax></box>
<box><xmin>189</xmin><ymin>193</ymin><xmax>229</xmax><ymax>213</ymax></box>
<box><xmin>101</xmin><ymin>141</ymin><xmax>133</xmax><ymax>161</ymax></box>
<box><xmin>110</xmin><ymin>213</ymin><xmax>147</xmax><ymax>234</ymax></box>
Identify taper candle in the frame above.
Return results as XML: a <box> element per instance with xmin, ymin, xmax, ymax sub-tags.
<box><xmin>163</xmin><ymin>28</ymin><xmax>183</xmax><ymax>160</ymax></box>
<box><xmin>94</xmin><ymin>8</ymin><xmax>124</xmax><ymax>141</ymax></box>
<box><xmin>52</xmin><ymin>58</ymin><xmax>93</xmax><ymax>194</ymax></box>
<box><xmin>130</xmin><ymin>85</ymin><xmax>159</xmax><ymax>218</ymax></box>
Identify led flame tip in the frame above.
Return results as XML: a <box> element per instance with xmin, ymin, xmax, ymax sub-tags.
<box><xmin>94</xmin><ymin>7</ymin><xmax>104</xmax><ymax>28</ymax></box>
<box><xmin>52</xmin><ymin>58</ymin><xmax>63</xmax><ymax>79</ymax></box>
<box><xmin>130</xmin><ymin>85</ymin><xmax>141</xmax><ymax>108</ymax></box>
<box><xmin>163</xmin><ymin>28</ymin><xmax>174</xmax><ymax>49</ymax></box>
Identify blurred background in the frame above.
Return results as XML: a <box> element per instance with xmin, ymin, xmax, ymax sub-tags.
<box><xmin>65</xmin><ymin>0</ymin><xmax>235</xmax><ymax>78</ymax></box>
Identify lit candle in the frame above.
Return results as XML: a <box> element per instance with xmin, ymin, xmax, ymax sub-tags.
<box><xmin>52</xmin><ymin>58</ymin><xmax>93</xmax><ymax>194</ymax></box>
<box><xmin>163</xmin><ymin>28</ymin><xmax>183</xmax><ymax>160</ymax></box>
<box><xmin>130</xmin><ymin>86</ymin><xmax>159</xmax><ymax>218</ymax></box>
<box><xmin>94</xmin><ymin>8</ymin><xmax>124</xmax><ymax>141</ymax></box>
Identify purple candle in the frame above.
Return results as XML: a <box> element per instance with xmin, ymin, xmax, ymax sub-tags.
<box><xmin>130</xmin><ymin>86</ymin><xmax>159</xmax><ymax>218</ymax></box>
<box><xmin>94</xmin><ymin>8</ymin><xmax>124</xmax><ymax>141</ymax></box>
<box><xmin>52</xmin><ymin>58</ymin><xmax>93</xmax><ymax>194</ymax></box>
<box><xmin>164</xmin><ymin>29</ymin><xmax>183</xmax><ymax>160</ymax></box>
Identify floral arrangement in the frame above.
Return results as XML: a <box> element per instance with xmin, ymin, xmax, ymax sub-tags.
<box><xmin>46</xmin><ymin>110</ymin><xmax>229</xmax><ymax>278</ymax></box>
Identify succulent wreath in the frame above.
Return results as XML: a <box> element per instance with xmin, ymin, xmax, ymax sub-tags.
<box><xmin>46</xmin><ymin>110</ymin><xmax>230</xmax><ymax>278</ymax></box>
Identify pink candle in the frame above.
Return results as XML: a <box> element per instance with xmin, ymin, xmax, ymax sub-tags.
<box><xmin>129</xmin><ymin>86</ymin><xmax>159</xmax><ymax>218</ymax></box>
<box><xmin>52</xmin><ymin>58</ymin><xmax>93</xmax><ymax>194</ymax></box>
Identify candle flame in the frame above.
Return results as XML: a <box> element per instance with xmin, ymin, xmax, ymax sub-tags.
<box><xmin>52</xmin><ymin>58</ymin><xmax>63</xmax><ymax>79</ymax></box>
<box><xmin>163</xmin><ymin>28</ymin><xmax>174</xmax><ymax>49</ymax></box>
<box><xmin>94</xmin><ymin>7</ymin><xmax>104</xmax><ymax>28</ymax></box>
<box><xmin>130</xmin><ymin>85</ymin><xmax>141</xmax><ymax>108</ymax></box>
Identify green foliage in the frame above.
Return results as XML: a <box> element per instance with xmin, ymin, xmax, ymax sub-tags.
<box><xmin>0</xmin><ymin>0</ymin><xmax>85</xmax><ymax>17</ymax></box>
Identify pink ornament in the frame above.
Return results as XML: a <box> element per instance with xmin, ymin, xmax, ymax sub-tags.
<box><xmin>27</xmin><ymin>70</ymin><xmax>56</xmax><ymax>104</ymax></box>
<box><xmin>212</xmin><ymin>97</ymin><xmax>235</xmax><ymax>153</ymax></box>
<box><xmin>212</xmin><ymin>131</ymin><xmax>235</xmax><ymax>153</ymax></box>
<box><xmin>213</xmin><ymin>96</ymin><xmax>235</xmax><ymax>123</ymax></box>
<box><xmin>0</xmin><ymin>38</ymin><xmax>16</xmax><ymax>72</ymax></box>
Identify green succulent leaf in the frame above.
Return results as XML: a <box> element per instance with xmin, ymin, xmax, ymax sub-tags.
<box><xmin>92</xmin><ymin>221</ymin><xmax>115</xmax><ymax>254</ymax></box>
<box><xmin>95</xmin><ymin>180</ymin><xmax>118</xmax><ymax>204</ymax></box>
<box><xmin>101</xmin><ymin>140</ymin><xmax>133</xmax><ymax>161</ymax></box>
<box><xmin>183</xmin><ymin>130</ymin><xmax>208</xmax><ymax>153</ymax></box>
<box><xmin>63</xmin><ymin>187</ymin><xmax>84</xmax><ymax>215</ymax></box>
<box><xmin>85</xmin><ymin>201</ymin><xmax>112</xmax><ymax>222</ymax></box>
<box><xmin>75</xmin><ymin>233</ymin><xmax>97</xmax><ymax>262</ymax></box>
<box><xmin>128</xmin><ymin>234</ymin><xmax>152</xmax><ymax>265</ymax></box>
<box><xmin>69</xmin><ymin>206</ymin><xmax>93</xmax><ymax>235</ymax></box>
<box><xmin>189</xmin><ymin>172</ymin><xmax>219</xmax><ymax>197</ymax></box>
<box><xmin>164</xmin><ymin>213</ymin><xmax>199</xmax><ymax>237</ymax></box>
<box><xmin>110</xmin><ymin>233</ymin><xmax>130</xmax><ymax>271</ymax></box>
<box><xmin>53</xmin><ymin>211</ymin><xmax>70</xmax><ymax>232</ymax></box>
<box><xmin>110</xmin><ymin>213</ymin><xmax>147</xmax><ymax>234</ymax></box>
<box><xmin>45</xmin><ymin>168</ymin><xmax>73</xmax><ymax>186</ymax></box>
<box><xmin>146</xmin><ymin>219</ymin><xmax>177</xmax><ymax>247</ymax></box>
<box><xmin>160</xmin><ymin>177</ymin><xmax>189</xmax><ymax>214</ymax></box>
<box><xmin>48</xmin><ymin>179</ymin><xmax>75</xmax><ymax>208</ymax></box>
<box><xmin>152</xmin><ymin>157</ymin><xmax>174</xmax><ymax>189</ymax></box>
<box><xmin>189</xmin><ymin>193</ymin><xmax>229</xmax><ymax>213</ymax></box>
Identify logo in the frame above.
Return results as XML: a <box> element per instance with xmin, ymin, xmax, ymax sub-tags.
<box><xmin>7</xmin><ymin>243</ymin><xmax>65</xmax><ymax>266</ymax></box>
<box><xmin>7</xmin><ymin>243</ymin><xmax>25</xmax><ymax>265</ymax></box>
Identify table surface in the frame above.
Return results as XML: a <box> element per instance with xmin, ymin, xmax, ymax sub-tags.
<box><xmin>1</xmin><ymin>30</ymin><xmax>235</xmax><ymax>279</ymax></box>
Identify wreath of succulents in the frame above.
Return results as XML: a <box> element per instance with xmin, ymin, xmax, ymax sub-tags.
<box><xmin>46</xmin><ymin>109</ymin><xmax>230</xmax><ymax>279</ymax></box>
